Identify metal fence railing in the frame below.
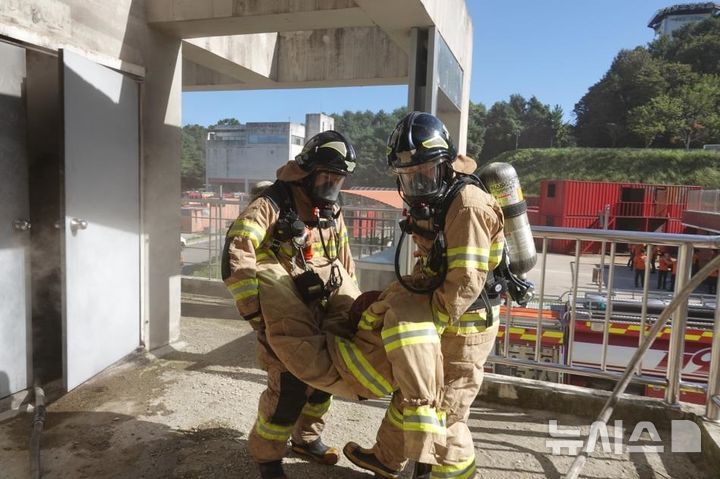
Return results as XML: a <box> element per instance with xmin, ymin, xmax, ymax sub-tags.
<box><xmin>181</xmin><ymin>197</ymin><xmax>249</xmax><ymax>279</ymax></box>
<box><xmin>180</xmin><ymin>201</ymin><xmax>403</xmax><ymax>278</ymax></box>
<box><xmin>492</xmin><ymin>227</ymin><xmax>720</xmax><ymax>422</ymax></box>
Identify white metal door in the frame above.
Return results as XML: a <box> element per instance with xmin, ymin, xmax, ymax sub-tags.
<box><xmin>0</xmin><ymin>42</ymin><xmax>31</xmax><ymax>398</ymax></box>
<box><xmin>61</xmin><ymin>50</ymin><xmax>140</xmax><ymax>391</ymax></box>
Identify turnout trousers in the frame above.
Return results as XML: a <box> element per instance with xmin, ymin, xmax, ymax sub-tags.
<box><xmin>372</xmin><ymin>314</ymin><xmax>499</xmax><ymax>477</ymax></box>
<box><xmin>248</xmin><ymin>259</ymin><xmax>360</xmax><ymax>463</ymax></box>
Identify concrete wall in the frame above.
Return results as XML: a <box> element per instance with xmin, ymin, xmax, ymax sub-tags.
<box><xmin>0</xmin><ymin>0</ymin><xmax>183</xmax><ymax>351</ymax></box>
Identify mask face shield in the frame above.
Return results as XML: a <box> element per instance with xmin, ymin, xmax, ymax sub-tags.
<box><xmin>310</xmin><ymin>170</ymin><xmax>346</xmax><ymax>204</ymax></box>
<box><xmin>393</xmin><ymin>158</ymin><xmax>444</xmax><ymax>204</ymax></box>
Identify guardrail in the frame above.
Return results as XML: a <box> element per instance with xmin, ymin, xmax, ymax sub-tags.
<box><xmin>180</xmin><ymin>200</ymin><xmax>403</xmax><ymax>279</ymax></box>
<box><xmin>495</xmin><ymin>227</ymin><xmax>720</xmax><ymax>422</ymax></box>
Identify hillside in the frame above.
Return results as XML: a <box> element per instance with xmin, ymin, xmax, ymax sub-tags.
<box><xmin>489</xmin><ymin>148</ymin><xmax>720</xmax><ymax>195</ymax></box>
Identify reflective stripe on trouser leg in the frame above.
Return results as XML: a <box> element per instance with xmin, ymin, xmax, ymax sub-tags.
<box><xmin>292</xmin><ymin>389</ymin><xmax>332</xmax><ymax>444</ymax></box>
<box><xmin>371</xmin><ymin>391</ymin><xmax>409</xmax><ymax>472</ymax></box>
<box><xmin>249</xmin><ymin>367</ymin><xmax>307</xmax><ymax>462</ymax></box>
<box><xmin>437</xmin><ymin>323</ymin><xmax>499</xmax><ymax>472</ymax></box>
<box><xmin>380</xmin><ymin>286</ymin><xmax>444</xmax><ymax>465</ymax></box>
<box><xmin>430</xmin><ymin>456</ymin><xmax>477</xmax><ymax>479</ymax></box>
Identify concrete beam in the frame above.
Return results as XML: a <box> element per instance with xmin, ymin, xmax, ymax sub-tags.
<box><xmin>419</xmin><ymin>0</ymin><xmax>473</xmax><ymax>67</ymax></box>
<box><xmin>147</xmin><ymin>0</ymin><xmax>374</xmax><ymax>38</ymax></box>
<box><xmin>183</xmin><ymin>34</ymin><xmax>278</xmax><ymax>86</ymax></box>
<box><xmin>352</xmin><ymin>0</ymin><xmax>433</xmax><ymax>53</ymax></box>
<box><xmin>182</xmin><ymin>27</ymin><xmax>408</xmax><ymax>91</ymax></box>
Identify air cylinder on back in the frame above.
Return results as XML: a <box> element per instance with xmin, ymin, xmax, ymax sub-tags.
<box><xmin>478</xmin><ymin>162</ymin><xmax>537</xmax><ymax>275</ymax></box>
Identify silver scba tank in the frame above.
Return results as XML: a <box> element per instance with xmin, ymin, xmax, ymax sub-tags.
<box><xmin>478</xmin><ymin>162</ymin><xmax>537</xmax><ymax>275</ymax></box>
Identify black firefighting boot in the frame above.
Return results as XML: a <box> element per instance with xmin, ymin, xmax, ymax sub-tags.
<box><xmin>291</xmin><ymin>437</ymin><xmax>339</xmax><ymax>465</ymax></box>
<box><xmin>412</xmin><ymin>462</ymin><xmax>432</xmax><ymax>479</ymax></box>
<box><xmin>257</xmin><ymin>460</ymin><xmax>288</xmax><ymax>479</ymax></box>
<box><xmin>343</xmin><ymin>442</ymin><xmax>400</xmax><ymax>479</ymax></box>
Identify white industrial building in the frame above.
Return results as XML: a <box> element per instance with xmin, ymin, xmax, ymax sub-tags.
<box><xmin>205</xmin><ymin>113</ymin><xmax>334</xmax><ymax>192</ymax></box>
<box><xmin>648</xmin><ymin>2</ymin><xmax>720</xmax><ymax>36</ymax></box>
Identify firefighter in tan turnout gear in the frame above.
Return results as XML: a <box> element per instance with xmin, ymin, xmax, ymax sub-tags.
<box><xmin>343</xmin><ymin>112</ymin><xmax>507</xmax><ymax>479</ymax></box>
<box><xmin>222</xmin><ymin>131</ymin><xmax>361</xmax><ymax>479</ymax></box>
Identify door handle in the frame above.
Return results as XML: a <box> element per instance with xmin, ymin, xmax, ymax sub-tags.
<box><xmin>70</xmin><ymin>218</ymin><xmax>89</xmax><ymax>231</ymax></box>
<box><xmin>12</xmin><ymin>218</ymin><xmax>31</xmax><ymax>232</ymax></box>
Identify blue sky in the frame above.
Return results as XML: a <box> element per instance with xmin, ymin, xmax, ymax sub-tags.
<box><xmin>182</xmin><ymin>1</ymin><xmax>674</xmax><ymax>126</ymax></box>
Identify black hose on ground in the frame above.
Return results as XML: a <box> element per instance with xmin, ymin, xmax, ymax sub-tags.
<box><xmin>29</xmin><ymin>384</ymin><xmax>46</xmax><ymax>479</ymax></box>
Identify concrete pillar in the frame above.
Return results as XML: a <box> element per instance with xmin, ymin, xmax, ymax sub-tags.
<box><xmin>407</xmin><ymin>26</ymin><xmax>470</xmax><ymax>154</ymax></box>
<box><xmin>142</xmin><ymin>32</ymin><xmax>183</xmax><ymax>351</ymax></box>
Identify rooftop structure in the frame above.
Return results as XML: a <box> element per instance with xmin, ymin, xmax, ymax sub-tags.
<box><xmin>648</xmin><ymin>2</ymin><xmax>720</xmax><ymax>36</ymax></box>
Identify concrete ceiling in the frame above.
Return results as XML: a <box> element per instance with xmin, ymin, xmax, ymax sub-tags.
<box><xmin>146</xmin><ymin>0</ymin><xmax>468</xmax><ymax>91</ymax></box>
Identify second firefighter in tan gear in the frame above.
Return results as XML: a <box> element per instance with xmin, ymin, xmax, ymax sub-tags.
<box><xmin>223</xmin><ymin>130</ymin><xmax>360</xmax><ymax>478</ymax></box>
<box><xmin>344</xmin><ymin>112</ymin><xmax>505</xmax><ymax>479</ymax></box>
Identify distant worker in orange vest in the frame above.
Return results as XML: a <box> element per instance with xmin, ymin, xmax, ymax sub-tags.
<box><xmin>634</xmin><ymin>248</ymin><xmax>647</xmax><ymax>288</ymax></box>
<box><xmin>657</xmin><ymin>252</ymin><xmax>672</xmax><ymax>290</ymax></box>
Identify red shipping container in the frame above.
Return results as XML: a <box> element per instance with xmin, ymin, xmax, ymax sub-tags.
<box><xmin>539</xmin><ymin>180</ymin><xmax>701</xmax><ymax>242</ymax></box>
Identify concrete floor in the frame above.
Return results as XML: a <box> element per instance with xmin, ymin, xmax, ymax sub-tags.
<box><xmin>0</xmin><ymin>294</ymin><xmax>715</xmax><ymax>479</ymax></box>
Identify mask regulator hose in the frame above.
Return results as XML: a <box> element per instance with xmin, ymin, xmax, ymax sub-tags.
<box><xmin>394</xmin><ymin>224</ymin><xmax>446</xmax><ymax>294</ymax></box>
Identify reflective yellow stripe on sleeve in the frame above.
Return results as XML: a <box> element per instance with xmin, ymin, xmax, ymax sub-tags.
<box><xmin>255</xmin><ymin>248</ymin><xmax>276</xmax><ymax>262</ymax></box>
<box><xmin>432</xmin><ymin>306</ymin><xmax>450</xmax><ymax>335</ymax></box>
<box><xmin>430</xmin><ymin>456</ymin><xmax>476</xmax><ymax>479</ymax></box>
<box><xmin>385</xmin><ymin>402</ymin><xmax>403</xmax><ymax>430</ymax></box>
<box><xmin>228</xmin><ymin>219</ymin><xmax>266</xmax><ymax>248</ymax></box>
<box><xmin>402</xmin><ymin>405</ymin><xmax>446</xmax><ymax>434</ymax></box>
<box><xmin>381</xmin><ymin>322</ymin><xmax>440</xmax><ymax>353</ymax></box>
<box><xmin>447</xmin><ymin>246</ymin><xmax>490</xmax><ymax>271</ymax></box>
<box><xmin>227</xmin><ymin>278</ymin><xmax>259</xmax><ymax>301</ymax></box>
<box><xmin>301</xmin><ymin>397</ymin><xmax>332</xmax><ymax>418</ymax></box>
<box><xmin>488</xmin><ymin>240</ymin><xmax>504</xmax><ymax>269</ymax></box>
<box><xmin>335</xmin><ymin>337</ymin><xmax>394</xmax><ymax>398</ymax></box>
<box><xmin>255</xmin><ymin>413</ymin><xmax>294</xmax><ymax>442</ymax></box>
<box><xmin>357</xmin><ymin>309</ymin><xmax>382</xmax><ymax>331</ymax></box>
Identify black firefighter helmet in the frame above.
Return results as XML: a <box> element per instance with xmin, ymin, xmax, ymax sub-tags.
<box><xmin>387</xmin><ymin>112</ymin><xmax>457</xmax><ymax>206</ymax></box>
<box><xmin>295</xmin><ymin>130</ymin><xmax>357</xmax><ymax>205</ymax></box>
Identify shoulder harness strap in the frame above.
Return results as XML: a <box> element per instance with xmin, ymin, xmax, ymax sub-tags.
<box><xmin>435</xmin><ymin>173</ymin><xmax>503</xmax><ymax>326</ymax></box>
<box><xmin>221</xmin><ymin>180</ymin><xmax>296</xmax><ymax>280</ymax></box>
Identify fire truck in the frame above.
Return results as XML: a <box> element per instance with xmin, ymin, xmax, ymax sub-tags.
<box><xmin>493</xmin><ymin>291</ymin><xmax>716</xmax><ymax>404</ymax></box>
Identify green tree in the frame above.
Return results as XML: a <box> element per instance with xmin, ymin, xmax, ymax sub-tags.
<box><xmin>666</xmin><ymin>75</ymin><xmax>720</xmax><ymax>149</ymax></box>
<box><xmin>549</xmin><ymin>105</ymin><xmax>570</xmax><ymax>147</ymax></box>
<box><xmin>465</xmin><ymin>101</ymin><xmax>487</xmax><ymax>159</ymax></box>
<box><xmin>653</xmin><ymin>17</ymin><xmax>720</xmax><ymax>75</ymax></box>
<box><xmin>181</xmin><ymin>124</ymin><xmax>208</xmax><ymax>189</ymax></box>
<box><xmin>332</xmin><ymin>107</ymin><xmax>407</xmax><ymax>188</ymax></box>
<box><xmin>574</xmin><ymin>48</ymin><xmax>669</xmax><ymax>147</ymax></box>
<box><xmin>481</xmin><ymin>100</ymin><xmax>523</xmax><ymax>161</ymax></box>
<box><xmin>481</xmin><ymin>95</ymin><xmax>571</xmax><ymax>161</ymax></box>
<box><xmin>211</xmin><ymin>118</ymin><xmax>240</xmax><ymax>127</ymax></box>
<box><xmin>627</xmin><ymin>96</ymin><xmax>678</xmax><ymax>148</ymax></box>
